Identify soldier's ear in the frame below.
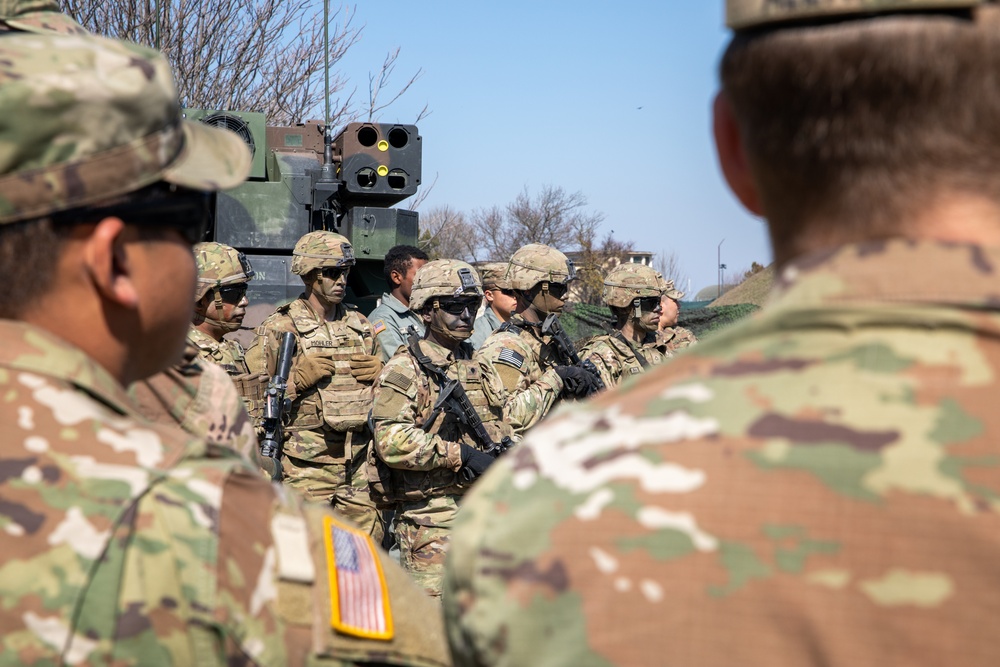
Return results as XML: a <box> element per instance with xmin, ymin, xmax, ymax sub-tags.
<box><xmin>713</xmin><ymin>91</ymin><xmax>763</xmax><ymax>216</ymax></box>
<box><xmin>82</xmin><ymin>216</ymin><xmax>140</xmax><ymax>309</ymax></box>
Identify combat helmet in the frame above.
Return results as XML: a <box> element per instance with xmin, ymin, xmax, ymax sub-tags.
<box><xmin>505</xmin><ymin>243</ymin><xmax>576</xmax><ymax>291</ymax></box>
<box><xmin>410</xmin><ymin>259</ymin><xmax>484</xmax><ymax>311</ymax></box>
<box><xmin>477</xmin><ymin>261</ymin><xmax>512</xmax><ymax>291</ymax></box>
<box><xmin>291</xmin><ymin>231</ymin><xmax>356</xmax><ymax>275</ymax></box>
<box><xmin>663</xmin><ymin>279</ymin><xmax>685</xmax><ymax>301</ymax></box>
<box><xmin>602</xmin><ymin>263</ymin><xmax>669</xmax><ymax>308</ymax></box>
<box><xmin>194</xmin><ymin>242</ymin><xmax>255</xmax><ymax>301</ymax></box>
<box><xmin>726</xmin><ymin>0</ymin><xmax>981</xmax><ymax>30</ymax></box>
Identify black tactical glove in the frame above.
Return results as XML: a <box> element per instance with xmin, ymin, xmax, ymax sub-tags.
<box><xmin>555</xmin><ymin>365</ymin><xmax>602</xmax><ymax>398</ymax></box>
<box><xmin>459</xmin><ymin>444</ymin><xmax>496</xmax><ymax>481</ymax></box>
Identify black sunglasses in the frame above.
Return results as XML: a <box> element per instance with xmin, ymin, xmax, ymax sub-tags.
<box><xmin>321</xmin><ymin>266</ymin><xmax>350</xmax><ymax>281</ymax></box>
<box><xmin>56</xmin><ymin>188</ymin><xmax>212</xmax><ymax>245</ymax></box>
<box><xmin>437</xmin><ymin>297</ymin><xmax>482</xmax><ymax>315</ymax></box>
<box><xmin>545</xmin><ymin>282</ymin><xmax>569</xmax><ymax>299</ymax></box>
<box><xmin>217</xmin><ymin>283</ymin><xmax>248</xmax><ymax>305</ymax></box>
<box><xmin>637</xmin><ymin>296</ymin><xmax>661</xmax><ymax>311</ymax></box>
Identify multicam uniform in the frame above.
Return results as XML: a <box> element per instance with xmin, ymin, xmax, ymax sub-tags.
<box><xmin>475</xmin><ymin>317</ymin><xmax>564</xmax><ymax>435</ymax></box>
<box><xmin>247</xmin><ymin>297</ymin><xmax>383</xmax><ymax>537</ymax></box>
<box><xmin>370</xmin><ymin>259</ymin><xmax>514</xmax><ymax>597</ymax></box>
<box><xmin>188</xmin><ymin>326</ymin><xmax>250</xmax><ymax>374</ymax></box>
<box><xmin>657</xmin><ymin>325</ymin><xmax>698</xmax><ymax>353</ymax></box>
<box><xmin>579</xmin><ymin>333</ymin><xmax>671</xmax><ymax>388</ymax></box>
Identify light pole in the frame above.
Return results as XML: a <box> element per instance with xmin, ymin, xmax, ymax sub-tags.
<box><xmin>717</xmin><ymin>238</ymin><xmax>726</xmax><ymax>299</ymax></box>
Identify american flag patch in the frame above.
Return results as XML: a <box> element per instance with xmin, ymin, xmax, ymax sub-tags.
<box><xmin>323</xmin><ymin>516</ymin><xmax>394</xmax><ymax>640</ymax></box>
<box><xmin>496</xmin><ymin>348</ymin><xmax>525</xmax><ymax>370</ymax></box>
<box><xmin>372</xmin><ymin>319</ymin><xmax>387</xmax><ymax>336</ymax></box>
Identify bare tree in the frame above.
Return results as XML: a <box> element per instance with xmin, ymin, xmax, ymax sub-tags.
<box><xmin>418</xmin><ymin>205</ymin><xmax>476</xmax><ymax>261</ymax></box>
<box><xmin>63</xmin><ymin>1</ymin><xmax>423</xmax><ymax>127</ymax></box>
<box><xmin>655</xmin><ymin>250</ymin><xmax>691</xmax><ymax>294</ymax></box>
<box><xmin>471</xmin><ymin>185</ymin><xmax>606</xmax><ymax>261</ymax></box>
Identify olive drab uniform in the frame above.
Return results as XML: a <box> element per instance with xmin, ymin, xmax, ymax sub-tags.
<box><xmin>579</xmin><ymin>330</ymin><xmax>672</xmax><ymax>388</ymax></box>
<box><xmin>370</xmin><ymin>335</ymin><xmax>514</xmax><ymax>597</ymax></box>
<box><xmin>474</xmin><ymin>315</ymin><xmax>565</xmax><ymax>436</ymax></box>
<box><xmin>245</xmin><ymin>297</ymin><xmax>384</xmax><ymax>541</ymax></box>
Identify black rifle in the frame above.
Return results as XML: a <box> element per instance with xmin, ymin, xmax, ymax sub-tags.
<box><xmin>541</xmin><ymin>313</ymin><xmax>605</xmax><ymax>394</ymax></box>
<box><xmin>259</xmin><ymin>332</ymin><xmax>296</xmax><ymax>482</ymax></box>
<box><xmin>407</xmin><ymin>330</ymin><xmax>512</xmax><ymax>478</ymax></box>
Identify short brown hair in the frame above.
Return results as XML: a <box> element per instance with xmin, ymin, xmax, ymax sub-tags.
<box><xmin>721</xmin><ymin>9</ymin><xmax>1000</xmax><ymax>252</ymax></box>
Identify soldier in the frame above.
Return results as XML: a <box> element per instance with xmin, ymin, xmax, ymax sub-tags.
<box><xmin>0</xmin><ymin>21</ymin><xmax>448</xmax><ymax>666</ymax></box>
<box><xmin>444</xmin><ymin>1</ymin><xmax>1000</xmax><ymax>665</ymax></box>
<box><xmin>369</xmin><ymin>260</ymin><xmax>515</xmax><ymax>598</ymax></box>
<box><xmin>475</xmin><ymin>243</ymin><xmax>602</xmax><ymax>435</ymax></box>
<box><xmin>189</xmin><ymin>241</ymin><xmax>269</xmax><ymax>415</ymax></box>
<box><xmin>579</xmin><ymin>263</ymin><xmax>673</xmax><ymax>388</ymax></box>
<box><xmin>246</xmin><ymin>231</ymin><xmax>385</xmax><ymax>541</ymax></box>
<box><xmin>368</xmin><ymin>244</ymin><xmax>429</xmax><ymax>361</ymax></box>
<box><xmin>656</xmin><ymin>279</ymin><xmax>697</xmax><ymax>353</ymax></box>
<box><xmin>468</xmin><ymin>261</ymin><xmax>517</xmax><ymax>350</ymax></box>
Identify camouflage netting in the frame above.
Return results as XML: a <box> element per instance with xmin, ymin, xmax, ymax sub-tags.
<box><xmin>561</xmin><ymin>301</ymin><xmax>761</xmax><ymax>345</ymax></box>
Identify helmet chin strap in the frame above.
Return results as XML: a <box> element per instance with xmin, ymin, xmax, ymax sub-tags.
<box><xmin>203</xmin><ymin>288</ymin><xmax>241</xmax><ymax>332</ymax></box>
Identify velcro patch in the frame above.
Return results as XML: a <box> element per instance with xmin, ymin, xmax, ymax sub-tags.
<box><xmin>305</xmin><ymin>340</ymin><xmax>336</xmax><ymax>348</ymax></box>
<box><xmin>382</xmin><ymin>370</ymin><xmax>414</xmax><ymax>393</ymax></box>
<box><xmin>629</xmin><ymin>367</ymin><xmax>641</xmax><ymax>375</ymax></box>
<box><xmin>271</xmin><ymin>513</ymin><xmax>316</xmax><ymax>583</ymax></box>
<box><xmin>323</xmin><ymin>515</ymin><xmax>394</xmax><ymax>640</ymax></box>
<box><xmin>496</xmin><ymin>348</ymin><xmax>525</xmax><ymax>370</ymax></box>
<box><xmin>372</xmin><ymin>319</ymin><xmax>387</xmax><ymax>336</ymax></box>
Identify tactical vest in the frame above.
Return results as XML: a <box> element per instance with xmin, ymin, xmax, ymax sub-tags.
<box><xmin>280</xmin><ymin>302</ymin><xmax>375</xmax><ymax>434</ymax></box>
<box><xmin>368</xmin><ymin>341</ymin><xmax>509</xmax><ymax>507</ymax></box>
<box><xmin>190</xmin><ymin>330</ymin><xmax>267</xmax><ymax>419</ymax></box>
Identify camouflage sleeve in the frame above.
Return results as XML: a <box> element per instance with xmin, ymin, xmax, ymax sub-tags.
<box><xmin>245</xmin><ymin>317</ymin><xmax>304</xmax><ymax>401</ymax></box>
<box><xmin>371</xmin><ymin>356</ymin><xmax>463</xmax><ymax>472</ymax></box>
<box><xmin>475</xmin><ymin>334</ymin><xmax>563</xmax><ymax>435</ymax></box>
<box><xmin>179</xmin><ymin>453</ymin><xmax>453</xmax><ymax>666</ymax></box>
<box><xmin>579</xmin><ymin>337</ymin><xmax>621</xmax><ymax>389</ymax></box>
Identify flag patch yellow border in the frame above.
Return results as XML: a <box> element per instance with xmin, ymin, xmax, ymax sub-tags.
<box><xmin>322</xmin><ymin>515</ymin><xmax>394</xmax><ymax>640</ymax></box>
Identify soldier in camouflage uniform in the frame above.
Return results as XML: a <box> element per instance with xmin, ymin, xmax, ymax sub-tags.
<box><xmin>246</xmin><ymin>231</ymin><xmax>385</xmax><ymax>541</ymax></box>
<box><xmin>190</xmin><ymin>241</ymin><xmax>269</xmax><ymax>415</ymax></box>
<box><xmin>0</xmin><ymin>18</ymin><xmax>449</xmax><ymax>666</ymax></box>
<box><xmin>579</xmin><ymin>263</ymin><xmax>673</xmax><ymax>388</ymax></box>
<box><xmin>444</xmin><ymin>1</ymin><xmax>1000</xmax><ymax>666</ymax></box>
<box><xmin>468</xmin><ymin>262</ymin><xmax>517</xmax><ymax>350</ymax></box>
<box><xmin>369</xmin><ymin>260</ymin><xmax>515</xmax><ymax>598</ymax></box>
<box><xmin>656</xmin><ymin>279</ymin><xmax>697</xmax><ymax>353</ymax></box>
<box><xmin>474</xmin><ymin>244</ymin><xmax>602</xmax><ymax>435</ymax></box>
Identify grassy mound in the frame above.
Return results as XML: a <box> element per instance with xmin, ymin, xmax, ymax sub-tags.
<box><xmin>710</xmin><ymin>265</ymin><xmax>775</xmax><ymax>307</ymax></box>
<box><xmin>560</xmin><ymin>302</ymin><xmax>759</xmax><ymax>345</ymax></box>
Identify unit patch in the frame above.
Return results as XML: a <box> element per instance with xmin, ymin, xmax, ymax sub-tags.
<box><xmin>322</xmin><ymin>515</ymin><xmax>394</xmax><ymax>640</ymax></box>
<box><xmin>372</xmin><ymin>319</ymin><xmax>387</xmax><ymax>336</ymax></box>
<box><xmin>496</xmin><ymin>348</ymin><xmax>525</xmax><ymax>370</ymax></box>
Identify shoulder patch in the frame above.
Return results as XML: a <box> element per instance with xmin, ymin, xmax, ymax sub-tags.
<box><xmin>372</xmin><ymin>319</ymin><xmax>387</xmax><ymax>336</ymax></box>
<box><xmin>496</xmin><ymin>348</ymin><xmax>526</xmax><ymax>370</ymax></box>
<box><xmin>322</xmin><ymin>515</ymin><xmax>394</xmax><ymax>640</ymax></box>
<box><xmin>271</xmin><ymin>513</ymin><xmax>316</xmax><ymax>583</ymax></box>
<box><xmin>382</xmin><ymin>369</ymin><xmax>414</xmax><ymax>394</ymax></box>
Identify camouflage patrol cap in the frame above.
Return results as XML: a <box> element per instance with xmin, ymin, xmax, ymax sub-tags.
<box><xmin>0</xmin><ymin>0</ymin><xmax>88</xmax><ymax>34</ymax></box>
<box><xmin>663</xmin><ymin>279</ymin><xmax>685</xmax><ymax>301</ymax></box>
<box><xmin>410</xmin><ymin>259</ymin><xmax>484</xmax><ymax>311</ymax></box>
<box><xmin>0</xmin><ymin>29</ymin><xmax>251</xmax><ymax>224</ymax></box>
<box><xmin>505</xmin><ymin>244</ymin><xmax>576</xmax><ymax>291</ymax></box>
<box><xmin>291</xmin><ymin>231</ymin><xmax>356</xmax><ymax>275</ymax></box>
<box><xmin>194</xmin><ymin>242</ymin><xmax>255</xmax><ymax>301</ymax></box>
<box><xmin>477</xmin><ymin>262</ymin><xmax>512</xmax><ymax>291</ymax></box>
<box><xmin>727</xmin><ymin>0</ymin><xmax>983</xmax><ymax>30</ymax></box>
<box><xmin>602</xmin><ymin>263</ymin><xmax>669</xmax><ymax>308</ymax></box>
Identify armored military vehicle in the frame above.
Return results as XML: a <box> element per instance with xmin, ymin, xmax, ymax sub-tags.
<box><xmin>186</xmin><ymin>109</ymin><xmax>422</xmax><ymax>327</ymax></box>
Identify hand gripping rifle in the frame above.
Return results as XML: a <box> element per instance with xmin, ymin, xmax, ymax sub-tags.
<box><xmin>259</xmin><ymin>332</ymin><xmax>296</xmax><ymax>482</ymax></box>
<box><xmin>407</xmin><ymin>329</ymin><xmax>512</xmax><ymax>480</ymax></box>
<box><xmin>540</xmin><ymin>313</ymin><xmax>605</xmax><ymax>395</ymax></box>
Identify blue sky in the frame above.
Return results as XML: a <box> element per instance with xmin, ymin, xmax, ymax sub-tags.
<box><xmin>337</xmin><ymin>2</ymin><xmax>770</xmax><ymax>297</ymax></box>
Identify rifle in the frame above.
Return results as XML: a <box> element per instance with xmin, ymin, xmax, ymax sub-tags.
<box><xmin>259</xmin><ymin>332</ymin><xmax>296</xmax><ymax>482</ymax></box>
<box><xmin>541</xmin><ymin>313</ymin><xmax>605</xmax><ymax>394</ymax></box>
<box><xmin>407</xmin><ymin>329</ymin><xmax>512</xmax><ymax>479</ymax></box>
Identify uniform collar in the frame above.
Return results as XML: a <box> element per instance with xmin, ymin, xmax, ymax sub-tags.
<box><xmin>0</xmin><ymin>320</ymin><xmax>137</xmax><ymax>416</ymax></box>
<box><xmin>188</xmin><ymin>326</ymin><xmax>220</xmax><ymax>351</ymax></box>
<box><xmin>381</xmin><ymin>292</ymin><xmax>414</xmax><ymax>315</ymax></box>
<box><xmin>772</xmin><ymin>239</ymin><xmax>1000</xmax><ymax>310</ymax></box>
<box><xmin>416</xmin><ymin>337</ymin><xmax>456</xmax><ymax>366</ymax></box>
